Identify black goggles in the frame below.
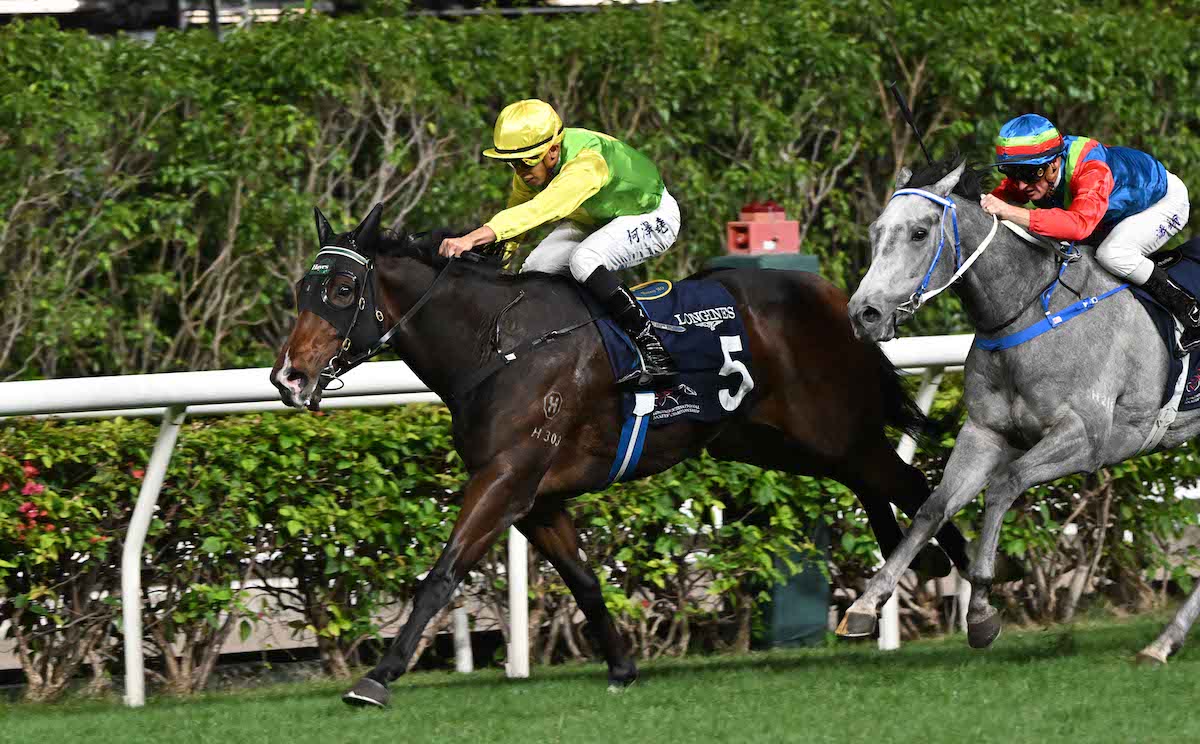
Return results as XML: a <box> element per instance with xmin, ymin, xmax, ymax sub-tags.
<box><xmin>296</xmin><ymin>247</ymin><xmax>375</xmax><ymax>343</ymax></box>
<box><xmin>998</xmin><ymin>163</ymin><xmax>1049</xmax><ymax>183</ymax></box>
<box><xmin>506</xmin><ymin>155</ymin><xmax>544</xmax><ymax>171</ymax></box>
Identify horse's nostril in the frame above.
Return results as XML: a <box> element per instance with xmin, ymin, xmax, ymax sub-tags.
<box><xmin>860</xmin><ymin>306</ymin><xmax>882</xmax><ymax>325</ymax></box>
<box><xmin>286</xmin><ymin>369</ymin><xmax>307</xmax><ymax>387</ymax></box>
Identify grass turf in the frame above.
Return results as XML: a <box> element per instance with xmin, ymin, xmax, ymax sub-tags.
<box><xmin>3</xmin><ymin>615</ymin><xmax>1197</xmax><ymax>744</ymax></box>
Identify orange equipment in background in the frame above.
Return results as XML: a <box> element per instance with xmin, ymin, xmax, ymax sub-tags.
<box><xmin>725</xmin><ymin>201</ymin><xmax>800</xmax><ymax>256</ymax></box>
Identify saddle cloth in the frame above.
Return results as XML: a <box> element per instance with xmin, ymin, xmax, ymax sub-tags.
<box><xmin>581</xmin><ymin>277</ymin><xmax>756</xmax><ymax>427</ymax></box>
<box><xmin>1129</xmin><ymin>236</ymin><xmax>1200</xmax><ymax>410</ymax></box>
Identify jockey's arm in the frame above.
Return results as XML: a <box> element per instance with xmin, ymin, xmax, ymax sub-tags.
<box><xmin>982</xmin><ymin>161</ymin><xmax>1114</xmax><ymax>240</ymax></box>
<box><xmin>1026</xmin><ymin>160</ymin><xmax>1114</xmax><ymax>241</ymax></box>
<box><xmin>440</xmin><ymin>151</ymin><xmax>607</xmax><ymax>258</ymax></box>
<box><xmin>437</xmin><ymin>178</ymin><xmax>533</xmax><ymax>259</ymax></box>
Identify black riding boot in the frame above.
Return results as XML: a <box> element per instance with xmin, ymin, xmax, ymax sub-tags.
<box><xmin>1141</xmin><ymin>266</ymin><xmax>1200</xmax><ymax>357</ymax></box>
<box><xmin>585</xmin><ymin>267</ymin><xmax>679</xmax><ymax>390</ymax></box>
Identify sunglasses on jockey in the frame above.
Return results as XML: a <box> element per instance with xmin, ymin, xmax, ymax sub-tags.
<box><xmin>997</xmin><ymin>154</ymin><xmax>1063</xmax><ymax>184</ymax></box>
<box><xmin>506</xmin><ymin>153</ymin><xmax>545</xmax><ymax>172</ymax></box>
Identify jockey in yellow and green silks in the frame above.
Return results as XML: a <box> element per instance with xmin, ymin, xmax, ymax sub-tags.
<box><xmin>439</xmin><ymin>99</ymin><xmax>681</xmax><ymax>388</ymax></box>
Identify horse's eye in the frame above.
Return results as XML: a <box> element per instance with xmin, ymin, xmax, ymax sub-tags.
<box><xmin>338</xmin><ymin>285</ymin><xmax>351</xmax><ymax>296</ymax></box>
<box><xmin>911</xmin><ymin>228</ymin><xmax>928</xmax><ymax>241</ymax></box>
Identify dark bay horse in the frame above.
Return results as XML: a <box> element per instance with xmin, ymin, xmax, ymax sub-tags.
<box><xmin>271</xmin><ymin>204</ymin><xmax>971</xmax><ymax>707</ymax></box>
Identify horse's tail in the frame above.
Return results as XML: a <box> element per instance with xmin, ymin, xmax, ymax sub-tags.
<box><xmin>877</xmin><ymin>348</ymin><xmax>926</xmax><ymax>437</ymax></box>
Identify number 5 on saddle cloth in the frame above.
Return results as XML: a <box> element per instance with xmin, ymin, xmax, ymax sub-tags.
<box><xmin>580</xmin><ymin>277</ymin><xmax>756</xmax><ymax>484</ymax></box>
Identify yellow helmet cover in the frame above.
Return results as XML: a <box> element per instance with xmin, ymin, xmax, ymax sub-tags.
<box><xmin>483</xmin><ymin>99</ymin><xmax>565</xmax><ymax>165</ymax></box>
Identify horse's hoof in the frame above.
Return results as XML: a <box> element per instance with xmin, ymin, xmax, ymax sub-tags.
<box><xmin>1135</xmin><ymin>648</ymin><xmax>1169</xmax><ymax>668</ymax></box>
<box><xmin>912</xmin><ymin>544</ymin><xmax>953</xmax><ymax>581</ymax></box>
<box><xmin>607</xmin><ymin>662</ymin><xmax>639</xmax><ymax>690</ymax></box>
<box><xmin>342</xmin><ymin>677</ymin><xmax>390</xmax><ymax>708</ymax></box>
<box><xmin>967</xmin><ymin>611</ymin><xmax>1002</xmax><ymax>649</ymax></box>
<box><xmin>836</xmin><ymin>610</ymin><xmax>877</xmax><ymax>638</ymax></box>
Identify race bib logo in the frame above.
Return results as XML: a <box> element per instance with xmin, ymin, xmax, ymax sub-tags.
<box><xmin>673</xmin><ymin>306</ymin><xmax>736</xmax><ymax>331</ymax></box>
<box><xmin>653</xmin><ymin>383</ymin><xmax>701</xmax><ymax>421</ymax></box>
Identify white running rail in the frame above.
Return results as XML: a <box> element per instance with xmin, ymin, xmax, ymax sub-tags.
<box><xmin>0</xmin><ymin>334</ymin><xmax>973</xmax><ymax>705</ymax></box>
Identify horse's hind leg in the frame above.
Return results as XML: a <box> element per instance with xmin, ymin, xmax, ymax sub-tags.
<box><xmin>343</xmin><ymin>460</ymin><xmax>540</xmax><ymax>707</ymax></box>
<box><xmin>1137</xmin><ymin>582</ymin><xmax>1200</xmax><ymax>666</ymax></box>
<box><xmin>517</xmin><ymin>504</ymin><xmax>638</xmax><ymax>688</ymax></box>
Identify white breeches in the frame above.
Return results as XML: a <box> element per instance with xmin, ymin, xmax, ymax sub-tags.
<box><xmin>1097</xmin><ymin>171</ymin><xmax>1190</xmax><ymax>285</ymax></box>
<box><xmin>520</xmin><ymin>189</ymin><xmax>681</xmax><ymax>283</ymax></box>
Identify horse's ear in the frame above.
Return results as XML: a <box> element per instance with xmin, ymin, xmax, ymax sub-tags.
<box><xmin>895</xmin><ymin>167</ymin><xmax>912</xmax><ymax>189</ymax></box>
<box><xmin>930</xmin><ymin>160</ymin><xmax>966</xmax><ymax>197</ymax></box>
<box><xmin>314</xmin><ymin>207</ymin><xmax>334</xmax><ymax>246</ymax></box>
<box><xmin>353</xmin><ymin>203</ymin><xmax>384</xmax><ymax>254</ymax></box>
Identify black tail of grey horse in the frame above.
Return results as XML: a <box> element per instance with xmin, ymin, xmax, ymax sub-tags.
<box><xmin>841</xmin><ymin>155</ymin><xmax>1200</xmax><ymax>664</ymax></box>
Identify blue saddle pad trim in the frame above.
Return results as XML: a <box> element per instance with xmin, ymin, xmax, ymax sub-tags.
<box><xmin>1130</xmin><ymin>237</ymin><xmax>1200</xmax><ymax>409</ymax></box>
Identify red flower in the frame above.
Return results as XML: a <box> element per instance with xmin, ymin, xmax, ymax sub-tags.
<box><xmin>22</xmin><ymin>462</ymin><xmax>38</xmax><ymax>478</ymax></box>
<box><xmin>43</xmin><ymin>524</ymin><xmax>55</xmax><ymax>532</ymax></box>
<box><xmin>1</xmin><ymin>483</ymin><xmax>9</xmax><ymax>492</ymax></box>
<box><xmin>15</xmin><ymin>523</ymin><xmax>26</xmax><ymax>532</ymax></box>
<box><xmin>18</xmin><ymin>502</ymin><xmax>34</xmax><ymax>514</ymax></box>
<box><xmin>21</xmin><ymin>482</ymin><xmax>45</xmax><ymax>496</ymax></box>
<box><xmin>131</xmin><ymin>469</ymin><xmax>145</xmax><ymax>480</ymax></box>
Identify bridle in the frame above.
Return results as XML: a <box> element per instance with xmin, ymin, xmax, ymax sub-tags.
<box><xmin>297</xmin><ymin>242</ymin><xmax>457</xmax><ymax>389</ymax></box>
<box><xmin>889</xmin><ymin>188</ymin><xmax>1000</xmax><ymax>321</ymax></box>
<box><xmin>888</xmin><ymin>187</ymin><xmax>1084</xmax><ymax>336</ymax></box>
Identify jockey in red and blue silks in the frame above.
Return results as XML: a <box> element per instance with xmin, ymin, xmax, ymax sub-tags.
<box><xmin>980</xmin><ymin>113</ymin><xmax>1196</xmax><ymax>354</ymax></box>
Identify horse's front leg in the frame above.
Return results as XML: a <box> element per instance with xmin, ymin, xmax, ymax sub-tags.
<box><xmin>342</xmin><ymin>457</ymin><xmax>542</xmax><ymax>707</ymax></box>
<box><xmin>966</xmin><ymin>412</ymin><xmax>1097</xmax><ymax>648</ymax></box>
<box><xmin>837</xmin><ymin>420</ymin><xmax>1012</xmax><ymax>638</ymax></box>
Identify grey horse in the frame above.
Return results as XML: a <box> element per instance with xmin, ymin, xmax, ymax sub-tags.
<box><xmin>840</xmin><ymin>156</ymin><xmax>1200</xmax><ymax>664</ymax></box>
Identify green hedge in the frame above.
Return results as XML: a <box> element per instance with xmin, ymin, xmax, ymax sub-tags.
<box><xmin>1</xmin><ymin>1</ymin><xmax>1197</xmax><ymax>378</ymax></box>
<box><xmin>0</xmin><ymin>407</ymin><xmax>838</xmax><ymax>700</ymax></box>
<box><xmin>4</xmin><ymin>397</ymin><xmax>1200</xmax><ymax>701</ymax></box>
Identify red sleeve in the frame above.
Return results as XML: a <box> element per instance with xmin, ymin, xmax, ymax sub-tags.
<box><xmin>991</xmin><ymin>178</ymin><xmax>1027</xmax><ymax>203</ymax></box>
<box><xmin>1027</xmin><ymin>160</ymin><xmax>1114</xmax><ymax>241</ymax></box>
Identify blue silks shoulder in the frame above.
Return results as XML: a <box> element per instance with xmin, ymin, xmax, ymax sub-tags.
<box><xmin>974</xmin><ymin>243</ymin><xmax>1129</xmax><ymax>352</ymax></box>
<box><xmin>579</xmin><ymin>277</ymin><xmax>756</xmax><ymax>484</ymax></box>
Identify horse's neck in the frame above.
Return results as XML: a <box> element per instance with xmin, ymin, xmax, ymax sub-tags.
<box><xmin>376</xmin><ymin>258</ymin><xmax>507</xmax><ymax>397</ymax></box>
<box><xmin>952</xmin><ymin>202</ymin><xmax>1107</xmax><ymax>333</ymax></box>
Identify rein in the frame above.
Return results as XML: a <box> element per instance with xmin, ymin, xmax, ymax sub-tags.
<box><xmin>317</xmin><ymin>250</ymin><xmax>596</xmax><ymax>400</ymax></box>
<box><xmin>889</xmin><ymin>188</ymin><xmax>1106</xmax><ymax>346</ymax></box>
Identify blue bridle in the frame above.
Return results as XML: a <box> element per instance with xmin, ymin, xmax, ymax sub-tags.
<box><xmin>888</xmin><ymin>188</ymin><xmax>992</xmax><ymax>318</ymax></box>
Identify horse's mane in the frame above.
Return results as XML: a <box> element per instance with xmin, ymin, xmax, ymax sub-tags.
<box><xmin>905</xmin><ymin>153</ymin><xmax>985</xmax><ymax>201</ymax></box>
<box><xmin>375</xmin><ymin>228</ymin><xmax>563</xmax><ymax>287</ymax></box>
